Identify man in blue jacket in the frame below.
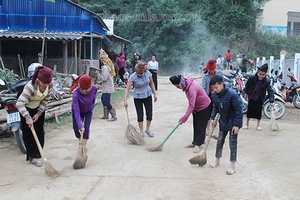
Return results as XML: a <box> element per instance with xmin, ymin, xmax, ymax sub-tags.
<box><xmin>208</xmin><ymin>75</ymin><xmax>243</xmax><ymax>175</ymax></box>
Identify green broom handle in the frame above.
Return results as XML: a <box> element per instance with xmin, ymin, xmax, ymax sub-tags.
<box><xmin>161</xmin><ymin>123</ymin><xmax>180</xmax><ymax>145</ymax></box>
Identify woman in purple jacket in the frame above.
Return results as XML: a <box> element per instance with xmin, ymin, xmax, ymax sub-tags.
<box><xmin>70</xmin><ymin>75</ymin><xmax>97</xmax><ymax>159</ymax></box>
<box><xmin>169</xmin><ymin>75</ymin><xmax>211</xmax><ymax>153</ymax></box>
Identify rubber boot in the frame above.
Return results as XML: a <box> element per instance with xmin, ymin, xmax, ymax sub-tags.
<box><xmin>99</xmin><ymin>107</ymin><xmax>109</xmax><ymax>119</ymax></box>
<box><xmin>108</xmin><ymin>108</ymin><xmax>117</xmax><ymax>121</ymax></box>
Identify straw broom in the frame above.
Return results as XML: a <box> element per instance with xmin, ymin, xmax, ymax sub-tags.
<box><xmin>189</xmin><ymin>114</ymin><xmax>220</xmax><ymax>166</ymax></box>
<box><xmin>145</xmin><ymin>123</ymin><xmax>180</xmax><ymax>152</ymax></box>
<box><xmin>73</xmin><ymin>127</ymin><xmax>87</xmax><ymax>169</ymax></box>
<box><xmin>269</xmin><ymin>109</ymin><xmax>279</xmax><ymax>132</ymax></box>
<box><xmin>124</xmin><ymin>108</ymin><xmax>145</xmax><ymax>145</ymax></box>
<box><xmin>30</xmin><ymin>126</ymin><xmax>60</xmax><ymax>177</ymax></box>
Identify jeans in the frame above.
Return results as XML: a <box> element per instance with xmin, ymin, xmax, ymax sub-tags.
<box><xmin>215</xmin><ymin>130</ymin><xmax>238</xmax><ymax>162</ymax></box>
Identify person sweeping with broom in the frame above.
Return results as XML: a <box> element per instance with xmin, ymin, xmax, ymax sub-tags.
<box><xmin>124</xmin><ymin>62</ymin><xmax>158</xmax><ymax>137</ymax></box>
<box><xmin>70</xmin><ymin>75</ymin><xmax>97</xmax><ymax>168</ymax></box>
<box><xmin>169</xmin><ymin>75</ymin><xmax>211</xmax><ymax>153</ymax></box>
<box><xmin>208</xmin><ymin>75</ymin><xmax>243</xmax><ymax>175</ymax></box>
<box><xmin>16</xmin><ymin>66</ymin><xmax>53</xmax><ymax>167</ymax></box>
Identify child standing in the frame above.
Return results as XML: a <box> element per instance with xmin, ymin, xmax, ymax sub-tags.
<box><xmin>209</xmin><ymin>75</ymin><xmax>243</xmax><ymax>175</ymax></box>
<box><xmin>123</xmin><ymin>68</ymin><xmax>129</xmax><ymax>85</ymax></box>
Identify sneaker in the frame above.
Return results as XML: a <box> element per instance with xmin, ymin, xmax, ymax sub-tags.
<box><xmin>144</xmin><ymin>130</ymin><xmax>154</xmax><ymax>137</ymax></box>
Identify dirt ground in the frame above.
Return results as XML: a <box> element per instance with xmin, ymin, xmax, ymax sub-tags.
<box><xmin>0</xmin><ymin>76</ymin><xmax>300</xmax><ymax>200</ymax></box>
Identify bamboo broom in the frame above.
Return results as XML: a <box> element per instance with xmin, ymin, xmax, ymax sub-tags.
<box><xmin>30</xmin><ymin>126</ymin><xmax>60</xmax><ymax>177</ymax></box>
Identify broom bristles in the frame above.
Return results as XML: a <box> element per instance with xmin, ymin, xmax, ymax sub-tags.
<box><xmin>125</xmin><ymin>124</ymin><xmax>145</xmax><ymax>145</ymax></box>
<box><xmin>269</xmin><ymin>109</ymin><xmax>279</xmax><ymax>132</ymax></box>
<box><xmin>145</xmin><ymin>144</ymin><xmax>162</xmax><ymax>152</ymax></box>
<box><xmin>189</xmin><ymin>151</ymin><xmax>207</xmax><ymax>166</ymax></box>
<box><xmin>73</xmin><ymin>147</ymin><xmax>87</xmax><ymax>169</ymax></box>
<box><xmin>45</xmin><ymin>162</ymin><xmax>60</xmax><ymax>177</ymax></box>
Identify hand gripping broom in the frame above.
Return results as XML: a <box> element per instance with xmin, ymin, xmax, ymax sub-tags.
<box><xmin>30</xmin><ymin>126</ymin><xmax>60</xmax><ymax>177</ymax></box>
<box><xmin>189</xmin><ymin>113</ymin><xmax>220</xmax><ymax>166</ymax></box>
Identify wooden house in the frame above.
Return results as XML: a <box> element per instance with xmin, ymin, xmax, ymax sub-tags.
<box><xmin>0</xmin><ymin>0</ymin><xmax>131</xmax><ymax>76</ymax></box>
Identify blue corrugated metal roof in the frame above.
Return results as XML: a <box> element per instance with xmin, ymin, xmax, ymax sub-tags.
<box><xmin>0</xmin><ymin>0</ymin><xmax>108</xmax><ymax>35</ymax></box>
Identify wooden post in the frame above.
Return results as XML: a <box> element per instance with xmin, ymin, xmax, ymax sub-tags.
<box><xmin>63</xmin><ymin>41</ymin><xmax>68</xmax><ymax>74</ymax></box>
<box><xmin>41</xmin><ymin>16</ymin><xmax>47</xmax><ymax>65</ymax></box>
<box><xmin>78</xmin><ymin>39</ymin><xmax>82</xmax><ymax>75</ymax></box>
<box><xmin>74</xmin><ymin>40</ymin><xmax>78</xmax><ymax>75</ymax></box>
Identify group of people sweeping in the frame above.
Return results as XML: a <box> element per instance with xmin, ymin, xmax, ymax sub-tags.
<box><xmin>15</xmin><ymin>48</ymin><xmax>274</xmax><ymax>176</ymax></box>
<box><xmin>169</xmin><ymin>59</ymin><xmax>274</xmax><ymax>175</ymax></box>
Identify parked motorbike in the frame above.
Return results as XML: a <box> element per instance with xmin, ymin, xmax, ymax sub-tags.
<box><xmin>3</xmin><ymin>98</ymin><xmax>26</xmax><ymax>153</ymax></box>
<box><xmin>271</xmin><ymin>69</ymin><xmax>300</xmax><ymax>109</ymax></box>
<box><xmin>262</xmin><ymin>91</ymin><xmax>286</xmax><ymax>120</ymax></box>
<box><xmin>223</xmin><ymin>69</ymin><xmax>249</xmax><ymax>114</ymax></box>
<box><xmin>0</xmin><ymin>78</ymin><xmax>28</xmax><ymax>154</ymax></box>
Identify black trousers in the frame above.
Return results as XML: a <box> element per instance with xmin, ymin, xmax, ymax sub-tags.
<box><xmin>192</xmin><ymin>106</ymin><xmax>210</xmax><ymax>146</ymax></box>
<box><xmin>149</xmin><ymin>70</ymin><xmax>158</xmax><ymax>90</ymax></box>
<box><xmin>118</xmin><ymin>67</ymin><xmax>125</xmax><ymax>82</ymax></box>
<box><xmin>134</xmin><ymin>96</ymin><xmax>153</xmax><ymax>122</ymax></box>
<box><xmin>20</xmin><ymin>107</ymin><xmax>45</xmax><ymax>161</ymax></box>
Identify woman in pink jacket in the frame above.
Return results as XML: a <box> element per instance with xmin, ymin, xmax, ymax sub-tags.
<box><xmin>169</xmin><ymin>75</ymin><xmax>211</xmax><ymax>153</ymax></box>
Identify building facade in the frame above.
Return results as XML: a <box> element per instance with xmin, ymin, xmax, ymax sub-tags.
<box><xmin>257</xmin><ymin>0</ymin><xmax>300</xmax><ymax>36</ymax></box>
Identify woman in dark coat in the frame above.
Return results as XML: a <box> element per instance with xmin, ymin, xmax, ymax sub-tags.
<box><xmin>243</xmin><ymin>63</ymin><xmax>274</xmax><ymax>131</ymax></box>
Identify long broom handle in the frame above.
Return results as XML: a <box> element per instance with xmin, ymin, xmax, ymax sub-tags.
<box><xmin>203</xmin><ymin>113</ymin><xmax>220</xmax><ymax>152</ymax></box>
<box><xmin>79</xmin><ymin>118</ymin><xmax>85</xmax><ymax>145</ymax></box>
<box><xmin>30</xmin><ymin>126</ymin><xmax>47</xmax><ymax>162</ymax></box>
<box><xmin>125</xmin><ymin>107</ymin><xmax>130</xmax><ymax>124</ymax></box>
<box><xmin>160</xmin><ymin>123</ymin><xmax>180</xmax><ymax>146</ymax></box>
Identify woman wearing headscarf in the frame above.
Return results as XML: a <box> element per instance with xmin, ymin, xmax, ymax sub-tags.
<box><xmin>124</xmin><ymin>62</ymin><xmax>158</xmax><ymax>137</ymax></box>
<box><xmin>97</xmin><ymin>58</ymin><xmax>117</xmax><ymax>121</ymax></box>
<box><xmin>16</xmin><ymin>66</ymin><xmax>53</xmax><ymax>167</ymax></box>
<box><xmin>169</xmin><ymin>75</ymin><xmax>211</xmax><ymax>153</ymax></box>
<box><xmin>70</xmin><ymin>74</ymin><xmax>97</xmax><ymax>161</ymax></box>
<box><xmin>243</xmin><ymin>63</ymin><xmax>274</xmax><ymax>131</ymax></box>
<box><xmin>201</xmin><ymin>59</ymin><xmax>222</xmax><ymax>139</ymax></box>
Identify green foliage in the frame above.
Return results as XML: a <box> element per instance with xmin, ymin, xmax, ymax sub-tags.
<box><xmin>0</xmin><ymin>69</ymin><xmax>20</xmax><ymax>87</ymax></box>
<box><xmin>77</xmin><ymin>0</ymin><xmax>300</xmax><ymax>74</ymax></box>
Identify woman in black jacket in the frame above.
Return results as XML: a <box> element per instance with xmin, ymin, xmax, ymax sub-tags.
<box><xmin>243</xmin><ymin>63</ymin><xmax>274</xmax><ymax>131</ymax></box>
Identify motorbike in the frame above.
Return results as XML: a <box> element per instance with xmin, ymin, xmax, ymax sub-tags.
<box><xmin>222</xmin><ymin>69</ymin><xmax>249</xmax><ymax>114</ymax></box>
<box><xmin>262</xmin><ymin>91</ymin><xmax>286</xmax><ymax>120</ymax></box>
<box><xmin>271</xmin><ymin>69</ymin><xmax>300</xmax><ymax>109</ymax></box>
<box><xmin>0</xmin><ymin>78</ymin><xmax>28</xmax><ymax>154</ymax></box>
<box><xmin>3</xmin><ymin>98</ymin><xmax>26</xmax><ymax>153</ymax></box>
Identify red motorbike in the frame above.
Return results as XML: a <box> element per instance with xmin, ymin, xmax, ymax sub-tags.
<box><xmin>276</xmin><ymin>68</ymin><xmax>300</xmax><ymax>109</ymax></box>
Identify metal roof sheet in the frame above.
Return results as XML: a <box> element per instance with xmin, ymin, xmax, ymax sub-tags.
<box><xmin>0</xmin><ymin>30</ymin><xmax>111</xmax><ymax>42</ymax></box>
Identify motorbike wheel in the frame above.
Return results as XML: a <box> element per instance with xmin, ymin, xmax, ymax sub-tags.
<box><xmin>242</xmin><ymin>102</ymin><xmax>248</xmax><ymax>114</ymax></box>
<box><xmin>14</xmin><ymin>127</ymin><xmax>26</xmax><ymax>154</ymax></box>
<box><xmin>263</xmin><ymin>100</ymin><xmax>286</xmax><ymax>120</ymax></box>
<box><xmin>292</xmin><ymin>95</ymin><xmax>300</xmax><ymax>109</ymax></box>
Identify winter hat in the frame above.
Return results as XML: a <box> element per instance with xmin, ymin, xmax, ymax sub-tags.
<box><xmin>79</xmin><ymin>75</ymin><xmax>92</xmax><ymax>90</ymax></box>
<box><xmin>169</xmin><ymin>75</ymin><xmax>182</xmax><ymax>85</ymax></box>
<box><xmin>206</xmin><ymin>59</ymin><xmax>217</xmax><ymax>71</ymax></box>
<box><xmin>258</xmin><ymin>63</ymin><xmax>268</xmax><ymax>73</ymax></box>
<box><xmin>32</xmin><ymin>66</ymin><xmax>52</xmax><ymax>85</ymax></box>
